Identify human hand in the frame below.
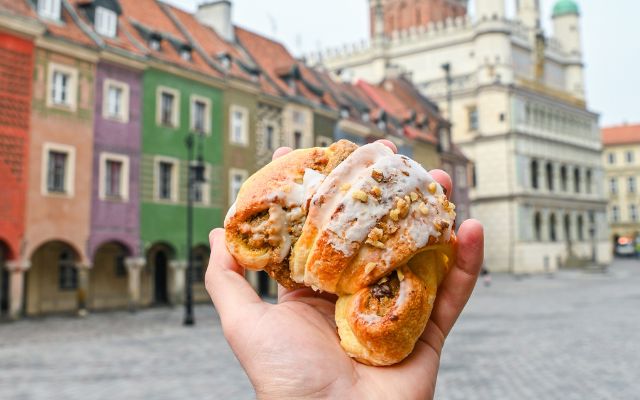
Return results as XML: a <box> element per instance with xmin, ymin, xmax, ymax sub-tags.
<box><xmin>205</xmin><ymin>141</ymin><xmax>484</xmax><ymax>400</ymax></box>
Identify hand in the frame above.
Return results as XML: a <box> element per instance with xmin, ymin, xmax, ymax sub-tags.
<box><xmin>205</xmin><ymin>141</ymin><xmax>484</xmax><ymax>400</ymax></box>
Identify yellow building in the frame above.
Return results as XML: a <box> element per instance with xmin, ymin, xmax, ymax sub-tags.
<box><xmin>602</xmin><ymin>124</ymin><xmax>640</xmax><ymax>250</ymax></box>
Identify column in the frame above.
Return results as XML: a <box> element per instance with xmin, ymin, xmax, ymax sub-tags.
<box><xmin>5</xmin><ymin>260</ymin><xmax>30</xmax><ymax>320</ymax></box>
<box><xmin>76</xmin><ymin>264</ymin><xmax>91</xmax><ymax>317</ymax></box>
<box><xmin>125</xmin><ymin>257</ymin><xmax>145</xmax><ymax>312</ymax></box>
<box><xmin>169</xmin><ymin>260</ymin><xmax>187</xmax><ymax>305</ymax></box>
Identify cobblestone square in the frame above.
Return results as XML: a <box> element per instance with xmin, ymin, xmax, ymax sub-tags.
<box><xmin>1</xmin><ymin>260</ymin><xmax>638</xmax><ymax>400</ymax></box>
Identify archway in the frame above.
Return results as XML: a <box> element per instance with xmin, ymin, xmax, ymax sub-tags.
<box><xmin>26</xmin><ymin>240</ymin><xmax>81</xmax><ymax>315</ymax></box>
<box><xmin>147</xmin><ymin>243</ymin><xmax>174</xmax><ymax>305</ymax></box>
<box><xmin>0</xmin><ymin>241</ymin><xmax>9</xmax><ymax>317</ymax></box>
<box><xmin>90</xmin><ymin>241</ymin><xmax>131</xmax><ymax>310</ymax></box>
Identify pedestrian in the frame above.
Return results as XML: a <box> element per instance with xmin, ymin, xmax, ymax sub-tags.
<box><xmin>481</xmin><ymin>265</ymin><xmax>491</xmax><ymax>287</ymax></box>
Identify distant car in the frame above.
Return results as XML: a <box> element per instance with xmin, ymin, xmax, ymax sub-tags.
<box><xmin>615</xmin><ymin>242</ymin><xmax>636</xmax><ymax>257</ymax></box>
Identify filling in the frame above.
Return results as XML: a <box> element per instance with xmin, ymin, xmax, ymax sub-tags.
<box><xmin>366</xmin><ymin>272</ymin><xmax>401</xmax><ymax>318</ymax></box>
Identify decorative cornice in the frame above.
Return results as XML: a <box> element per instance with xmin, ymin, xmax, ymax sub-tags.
<box><xmin>35</xmin><ymin>36</ymin><xmax>99</xmax><ymax>62</ymax></box>
<box><xmin>0</xmin><ymin>13</ymin><xmax>45</xmax><ymax>38</ymax></box>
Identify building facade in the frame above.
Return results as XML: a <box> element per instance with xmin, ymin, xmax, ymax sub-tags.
<box><xmin>315</xmin><ymin>0</ymin><xmax>610</xmax><ymax>272</ymax></box>
<box><xmin>602</xmin><ymin>124</ymin><xmax>640</xmax><ymax>248</ymax></box>
<box><xmin>0</xmin><ymin>10</ymin><xmax>40</xmax><ymax>318</ymax></box>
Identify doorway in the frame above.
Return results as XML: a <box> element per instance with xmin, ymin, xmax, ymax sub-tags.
<box><xmin>154</xmin><ymin>250</ymin><xmax>169</xmax><ymax>304</ymax></box>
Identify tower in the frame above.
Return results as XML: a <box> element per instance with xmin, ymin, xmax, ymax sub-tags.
<box><xmin>369</xmin><ymin>0</ymin><xmax>468</xmax><ymax>38</ymax></box>
<box><xmin>475</xmin><ymin>0</ymin><xmax>505</xmax><ymax>21</ymax></box>
<box><xmin>518</xmin><ymin>0</ymin><xmax>541</xmax><ymax>30</ymax></box>
<box><xmin>552</xmin><ymin>0</ymin><xmax>584</xmax><ymax>99</ymax></box>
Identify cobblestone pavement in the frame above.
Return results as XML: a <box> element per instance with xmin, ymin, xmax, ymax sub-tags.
<box><xmin>1</xmin><ymin>259</ymin><xmax>639</xmax><ymax>400</ymax></box>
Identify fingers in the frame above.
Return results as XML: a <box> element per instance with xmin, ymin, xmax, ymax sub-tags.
<box><xmin>375</xmin><ymin>139</ymin><xmax>397</xmax><ymax>153</ymax></box>
<box><xmin>428</xmin><ymin>219</ymin><xmax>483</xmax><ymax>338</ymax></box>
<box><xmin>205</xmin><ymin>229</ymin><xmax>264</xmax><ymax>320</ymax></box>
<box><xmin>272</xmin><ymin>147</ymin><xmax>293</xmax><ymax>160</ymax></box>
<box><xmin>278</xmin><ymin>284</ymin><xmax>338</xmax><ymax>304</ymax></box>
<box><xmin>429</xmin><ymin>169</ymin><xmax>452</xmax><ymax>198</ymax></box>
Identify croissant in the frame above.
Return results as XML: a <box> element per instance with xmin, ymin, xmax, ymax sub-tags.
<box><xmin>225</xmin><ymin>140</ymin><xmax>457</xmax><ymax>366</ymax></box>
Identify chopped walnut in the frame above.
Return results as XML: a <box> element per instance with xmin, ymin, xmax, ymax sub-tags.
<box><xmin>410</xmin><ymin>192</ymin><xmax>419</xmax><ymax>202</ymax></box>
<box><xmin>370</xmin><ymin>186</ymin><xmax>382</xmax><ymax>198</ymax></box>
<box><xmin>404</xmin><ymin>195</ymin><xmax>411</xmax><ymax>205</ymax></box>
<box><xmin>395</xmin><ymin>197</ymin><xmax>410</xmax><ymax>218</ymax></box>
<box><xmin>352</xmin><ymin>190</ymin><xmax>368</xmax><ymax>203</ymax></box>
<box><xmin>367</xmin><ymin>227</ymin><xmax>384</xmax><ymax>243</ymax></box>
<box><xmin>419</xmin><ymin>202</ymin><xmax>430</xmax><ymax>215</ymax></box>
<box><xmin>397</xmin><ymin>270</ymin><xmax>404</xmax><ymax>281</ymax></box>
<box><xmin>428</xmin><ymin>182</ymin><xmax>437</xmax><ymax>194</ymax></box>
<box><xmin>340</xmin><ymin>183</ymin><xmax>351</xmax><ymax>192</ymax></box>
<box><xmin>364</xmin><ymin>262</ymin><xmax>377</xmax><ymax>275</ymax></box>
<box><xmin>371</xmin><ymin>169</ymin><xmax>384</xmax><ymax>182</ymax></box>
<box><xmin>389</xmin><ymin>209</ymin><xmax>400</xmax><ymax>221</ymax></box>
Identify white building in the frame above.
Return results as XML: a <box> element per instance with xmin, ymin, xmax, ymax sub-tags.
<box><xmin>312</xmin><ymin>0</ymin><xmax>610</xmax><ymax>272</ymax></box>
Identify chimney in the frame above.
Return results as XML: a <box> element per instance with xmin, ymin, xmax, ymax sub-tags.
<box><xmin>196</xmin><ymin>1</ymin><xmax>234</xmax><ymax>42</ymax></box>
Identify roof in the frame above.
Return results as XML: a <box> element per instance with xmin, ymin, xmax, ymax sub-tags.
<box><xmin>602</xmin><ymin>124</ymin><xmax>640</xmax><ymax>146</ymax></box>
<box><xmin>552</xmin><ymin>0</ymin><xmax>579</xmax><ymax>17</ymax></box>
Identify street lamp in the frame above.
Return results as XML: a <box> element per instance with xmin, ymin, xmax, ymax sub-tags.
<box><xmin>184</xmin><ymin>133</ymin><xmax>206</xmax><ymax>326</ymax></box>
<box><xmin>441</xmin><ymin>63</ymin><xmax>453</xmax><ymax>123</ymax></box>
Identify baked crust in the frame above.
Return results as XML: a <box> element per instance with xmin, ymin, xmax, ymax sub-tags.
<box><xmin>224</xmin><ymin>140</ymin><xmax>457</xmax><ymax>366</ymax></box>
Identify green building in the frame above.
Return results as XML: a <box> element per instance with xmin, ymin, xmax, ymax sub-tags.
<box><xmin>140</xmin><ymin>67</ymin><xmax>224</xmax><ymax>306</ymax></box>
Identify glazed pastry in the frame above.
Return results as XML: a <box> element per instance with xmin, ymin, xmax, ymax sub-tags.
<box><xmin>224</xmin><ymin>140</ymin><xmax>456</xmax><ymax>365</ymax></box>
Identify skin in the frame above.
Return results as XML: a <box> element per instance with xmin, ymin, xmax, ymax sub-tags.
<box><xmin>205</xmin><ymin>140</ymin><xmax>485</xmax><ymax>399</ymax></box>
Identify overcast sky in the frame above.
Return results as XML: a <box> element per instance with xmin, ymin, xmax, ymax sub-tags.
<box><xmin>163</xmin><ymin>0</ymin><xmax>639</xmax><ymax>127</ymax></box>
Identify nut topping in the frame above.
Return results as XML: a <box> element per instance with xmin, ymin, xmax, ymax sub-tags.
<box><xmin>352</xmin><ymin>190</ymin><xmax>368</xmax><ymax>203</ymax></box>
<box><xmin>428</xmin><ymin>182</ymin><xmax>437</xmax><ymax>194</ymax></box>
<box><xmin>371</xmin><ymin>169</ymin><xmax>384</xmax><ymax>182</ymax></box>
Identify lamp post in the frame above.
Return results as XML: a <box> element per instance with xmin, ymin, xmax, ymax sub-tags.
<box><xmin>184</xmin><ymin>133</ymin><xmax>206</xmax><ymax>326</ymax></box>
<box><xmin>441</xmin><ymin>63</ymin><xmax>453</xmax><ymax>123</ymax></box>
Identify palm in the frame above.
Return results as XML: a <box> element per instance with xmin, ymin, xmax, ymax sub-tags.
<box><xmin>224</xmin><ymin>286</ymin><xmax>440</xmax><ymax>399</ymax></box>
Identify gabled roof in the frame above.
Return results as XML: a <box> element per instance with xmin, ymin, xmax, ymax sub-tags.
<box><xmin>117</xmin><ymin>0</ymin><xmax>217</xmax><ymax>76</ymax></box>
<box><xmin>602</xmin><ymin>124</ymin><xmax>640</xmax><ymax>146</ymax></box>
<box><xmin>70</xmin><ymin>0</ymin><xmax>146</xmax><ymax>57</ymax></box>
<box><xmin>0</xmin><ymin>0</ymin><xmax>37</xmax><ymax>18</ymax></box>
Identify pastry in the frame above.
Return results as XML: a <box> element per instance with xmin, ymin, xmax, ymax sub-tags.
<box><xmin>224</xmin><ymin>140</ymin><xmax>456</xmax><ymax>365</ymax></box>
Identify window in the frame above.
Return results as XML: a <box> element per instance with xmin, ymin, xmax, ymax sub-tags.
<box><xmin>155</xmin><ymin>158</ymin><xmax>178</xmax><ymax>202</ymax></box>
<box><xmin>230</xmin><ymin>105</ymin><xmax>249</xmax><ymax>145</ymax></box>
<box><xmin>190</xmin><ymin>96</ymin><xmax>210</xmax><ymax>134</ymax></box>
<box><xmin>564</xmin><ymin>214</ymin><xmax>571</xmax><ymax>242</ymax></box>
<box><xmin>626</xmin><ymin>151</ymin><xmax>634</xmax><ymax>164</ymax></box>
<box><xmin>103</xmin><ymin>79</ymin><xmax>129</xmax><ymax>122</ymax></box>
<box><xmin>546</xmin><ymin>162</ymin><xmax>554</xmax><ymax>191</ymax></box>
<box><xmin>58</xmin><ymin>250</ymin><xmax>77</xmax><ymax>291</ymax></box>
<box><xmin>43</xmin><ymin>143</ymin><xmax>75</xmax><ymax>196</ymax></box>
<box><xmin>471</xmin><ymin>165</ymin><xmax>477</xmax><ymax>188</ymax></box>
<box><xmin>468</xmin><ymin>107</ymin><xmax>478</xmax><ymax>131</ymax></box>
<box><xmin>530</xmin><ymin>159</ymin><xmax>539</xmax><ymax>189</ymax></box>
<box><xmin>48</xmin><ymin>63</ymin><xmax>78</xmax><ymax>110</ymax></box>
<box><xmin>577</xmin><ymin>215</ymin><xmax>584</xmax><ymax>241</ymax></box>
<box><xmin>149</xmin><ymin>37</ymin><xmax>161</xmax><ymax>51</ymax></box>
<box><xmin>180</xmin><ymin>48</ymin><xmax>192</xmax><ymax>62</ymax></box>
<box><xmin>47</xmin><ymin>151</ymin><xmax>67</xmax><ymax>193</ymax></box>
<box><xmin>628</xmin><ymin>177</ymin><xmax>636</xmax><ymax>194</ymax></box>
<box><xmin>340</xmin><ymin>107</ymin><xmax>350</xmax><ymax>119</ymax></box>
<box><xmin>610</xmin><ymin>178</ymin><xmax>617</xmax><ymax>194</ymax></box>
<box><xmin>38</xmin><ymin>0</ymin><xmax>60</xmax><ymax>20</ymax></box>
<box><xmin>156</xmin><ymin>87</ymin><xmax>179</xmax><ymax>128</ymax></box>
<box><xmin>265</xmin><ymin>125</ymin><xmax>275</xmax><ymax>151</ymax></box>
<box><xmin>439</xmin><ymin>128</ymin><xmax>450</xmax><ymax>152</ymax></box>
<box><xmin>99</xmin><ymin>153</ymin><xmax>130</xmax><ymax>201</ymax></box>
<box><xmin>294</xmin><ymin>131</ymin><xmax>302</xmax><ymax>149</ymax></box>
<box><xmin>533</xmin><ymin>212</ymin><xmax>542</xmax><ymax>241</ymax></box>
<box><xmin>574</xmin><ymin>167</ymin><xmax>580</xmax><ymax>193</ymax></box>
<box><xmin>190</xmin><ymin>162</ymin><xmax>210</xmax><ymax>205</ymax></box>
<box><xmin>229</xmin><ymin>169</ymin><xmax>248</xmax><ymax>205</ymax></box>
<box><xmin>631</xmin><ymin>205</ymin><xmax>638</xmax><ymax>222</ymax></box>
<box><xmin>549</xmin><ymin>214</ymin><xmax>557</xmax><ymax>242</ymax></box>
<box><xmin>560</xmin><ymin>165</ymin><xmax>568</xmax><ymax>191</ymax></box>
<box><xmin>456</xmin><ymin>165</ymin><xmax>467</xmax><ymax>189</ymax></box>
<box><xmin>612</xmin><ymin>206</ymin><xmax>619</xmax><ymax>222</ymax></box>
<box><xmin>586</xmin><ymin>169</ymin><xmax>592</xmax><ymax>194</ymax></box>
<box><xmin>95</xmin><ymin>6</ymin><xmax>117</xmax><ymax>38</ymax></box>
<box><xmin>607</xmin><ymin>153</ymin><xmax>615</xmax><ymax>165</ymax></box>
